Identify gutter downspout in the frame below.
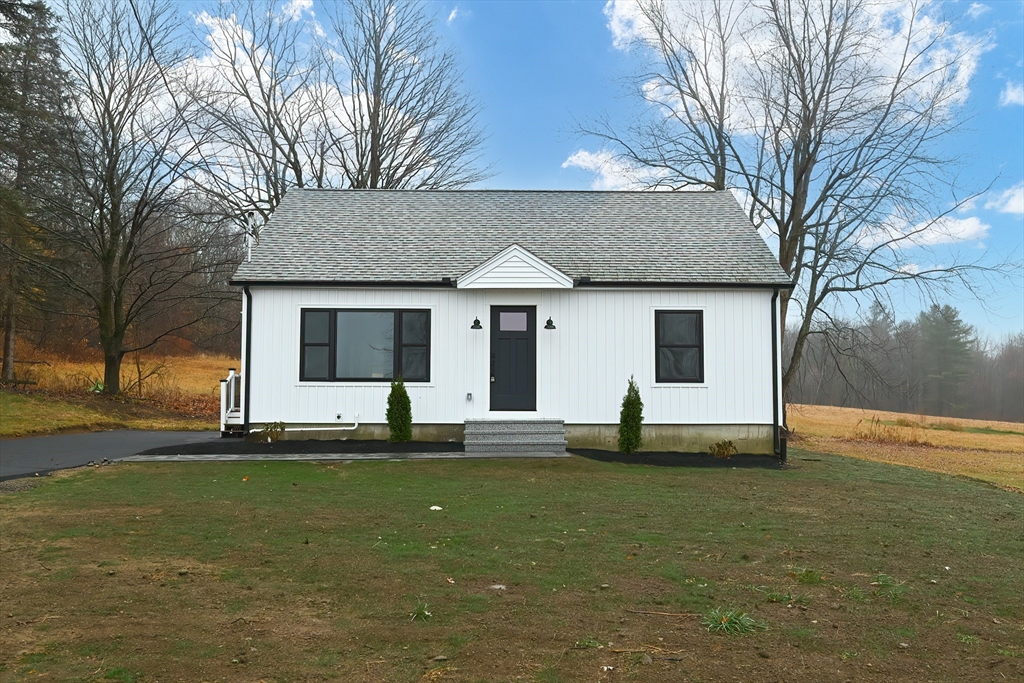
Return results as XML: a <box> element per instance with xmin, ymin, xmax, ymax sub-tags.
<box><xmin>771</xmin><ymin>288</ymin><xmax>784</xmax><ymax>461</ymax></box>
<box><xmin>243</xmin><ymin>286</ymin><xmax>253</xmax><ymax>434</ymax></box>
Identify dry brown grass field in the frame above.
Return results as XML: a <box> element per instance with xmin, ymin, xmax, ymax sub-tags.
<box><xmin>1</xmin><ymin>352</ymin><xmax>236</xmax><ymax>437</ymax></box>
<box><xmin>15</xmin><ymin>351</ymin><xmax>235</xmax><ymax>398</ymax></box>
<box><xmin>788</xmin><ymin>404</ymin><xmax>1024</xmax><ymax>490</ymax></box>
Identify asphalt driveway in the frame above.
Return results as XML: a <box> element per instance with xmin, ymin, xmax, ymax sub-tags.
<box><xmin>0</xmin><ymin>430</ymin><xmax>221</xmax><ymax>481</ymax></box>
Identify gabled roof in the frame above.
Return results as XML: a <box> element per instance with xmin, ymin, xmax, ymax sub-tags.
<box><xmin>458</xmin><ymin>244</ymin><xmax>573</xmax><ymax>289</ymax></box>
<box><xmin>231</xmin><ymin>189</ymin><xmax>792</xmax><ymax>288</ymax></box>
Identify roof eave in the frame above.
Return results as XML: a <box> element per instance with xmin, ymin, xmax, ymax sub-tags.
<box><xmin>230</xmin><ymin>278</ymin><xmax>794</xmax><ymax>290</ymax></box>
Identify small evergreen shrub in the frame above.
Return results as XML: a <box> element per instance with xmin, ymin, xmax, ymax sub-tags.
<box><xmin>386</xmin><ymin>378</ymin><xmax>413</xmax><ymax>442</ymax></box>
<box><xmin>618</xmin><ymin>375</ymin><xmax>643</xmax><ymax>454</ymax></box>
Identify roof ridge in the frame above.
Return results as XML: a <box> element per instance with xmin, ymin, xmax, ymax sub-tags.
<box><xmin>287</xmin><ymin>187</ymin><xmax>730</xmax><ymax>195</ymax></box>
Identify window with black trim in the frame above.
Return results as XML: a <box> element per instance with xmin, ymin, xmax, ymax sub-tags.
<box><xmin>655</xmin><ymin>311</ymin><xmax>704</xmax><ymax>383</ymax></box>
<box><xmin>300</xmin><ymin>309</ymin><xmax>430</xmax><ymax>382</ymax></box>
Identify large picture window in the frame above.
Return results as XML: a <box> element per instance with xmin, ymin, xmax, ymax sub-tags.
<box><xmin>655</xmin><ymin>310</ymin><xmax>704</xmax><ymax>383</ymax></box>
<box><xmin>300</xmin><ymin>309</ymin><xmax>430</xmax><ymax>382</ymax></box>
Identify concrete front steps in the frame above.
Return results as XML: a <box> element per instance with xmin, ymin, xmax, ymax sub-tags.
<box><xmin>463</xmin><ymin>419</ymin><xmax>568</xmax><ymax>455</ymax></box>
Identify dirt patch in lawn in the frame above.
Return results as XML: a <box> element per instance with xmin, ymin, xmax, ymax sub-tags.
<box><xmin>1</xmin><ymin>455</ymin><xmax>1021</xmax><ymax>682</ymax></box>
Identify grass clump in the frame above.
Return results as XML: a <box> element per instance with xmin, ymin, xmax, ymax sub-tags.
<box><xmin>386</xmin><ymin>378</ymin><xmax>412</xmax><ymax>442</ymax></box>
<box><xmin>410</xmin><ymin>600</ymin><xmax>432</xmax><ymax>622</ymax></box>
<box><xmin>573</xmin><ymin>637</ymin><xmax>603</xmax><ymax>649</ymax></box>
<box><xmin>853</xmin><ymin>416</ymin><xmax>922</xmax><ymax>445</ymax></box>
<box><xmin>791</xmin><ymin>568</ymin><xmax>825</xmax><ymax>584</ymax></box>
<box><xmin>755</xmin><ymin>586</ymin><xmax>809</xmax><ymax>605</ymax></box>
<box><xmin>617</xmin><ymin>375</ymin><xmax>643</xmax><ymax>454</ymax></box>
<box><xmin>872</xmin><ymin>574</ymin><xmax>907</xmax><ymax>601</ymax></box>
<box><xmin>104</xmin><ymin>668</ymin><xmax>140</xmax><ymax>683</ymax></box>
<box><xmin>701</xmin><ymin>607</ymin><xmax>767</xmax><ymax>635</ymax></box>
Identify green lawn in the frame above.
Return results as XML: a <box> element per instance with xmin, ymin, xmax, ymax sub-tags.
<box><xmin>1</xmin><ymin>451</ymin><xmax>1021</xmax><ymax>681</ymax></box>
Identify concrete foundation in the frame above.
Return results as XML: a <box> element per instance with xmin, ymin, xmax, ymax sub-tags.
<box><xmin>565</xmin><ymin>423</ymin><xmax>774</xmax><ymax>454</ymax></box>
<box><xmin>252</xmin><ymin>422</ymin><xmax>774</xmax><ymax>454</ymax></box>
<box><xmin>254</xmin><ymin>423</ymin><xmax>465</xmax><ymax>443</ymax></box>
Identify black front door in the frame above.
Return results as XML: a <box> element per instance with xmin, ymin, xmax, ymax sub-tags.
<box><xmin>490</xmin><ymin>306</ymin><xmax>536</xmax><ymax>411</ymax></box>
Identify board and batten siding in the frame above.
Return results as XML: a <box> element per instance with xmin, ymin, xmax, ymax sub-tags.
<box><xmin>244</xmin><ymin>287</ymin><xmax>776</xmax><ymax>426</ymax></box>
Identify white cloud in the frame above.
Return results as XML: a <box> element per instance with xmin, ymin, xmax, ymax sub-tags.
<box><xmin>280</xmin><ymin>0</ymin><xmax>312</xmax><ymax>21</ymax></box>
<box><xmin>447</xmin><ymin>6</ymin><xmax>459</xmax><ymax>26</ymax></box>
<box><xmin>603</xmin><ymin>0</ymin><xmax>648</xmax><ymax>50</ymax></box>
<box><xmin>859</xmin><ymin>216</ymin><xmax>990</xmax><ymax>248</ymax></box>
<box><xmin>967</xmin><ymin>3</ymin><xmax>990</xmax><ymax>19</ymax></box>
<box><xmin>985</xmin><ymin>182</ymin><xmax>1024</xmax><ymax>215</ymax></box>
<box><xmin>562</xmin><ymin>149</ymin><xmax>649</xmax><ymax>190</ymax></box>
<box><xmin>999</xmin><ymin>82</ymin><xmax>1024</xmax><ymax>107</ymax></box>
<box><xmin>898</xmin><ymin>263</ymin><xmax>921</xmax><ymax>275</ymax></box>
<box><xmin>604</xmin><ymin>0</ymin><xmax>987</xmax><ymax>131</ymax></box>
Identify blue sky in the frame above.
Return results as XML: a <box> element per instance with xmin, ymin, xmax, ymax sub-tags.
<box><xmin>425</xmin><ymin>0</ymin><xmax>1023</xmax><ymax>338</ymax></box>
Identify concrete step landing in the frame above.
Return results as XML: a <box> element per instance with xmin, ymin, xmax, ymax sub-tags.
<box><xmin>464</xmin><ymin>419</ymin><xmax>567</xmax><ymax>454</ymax></box>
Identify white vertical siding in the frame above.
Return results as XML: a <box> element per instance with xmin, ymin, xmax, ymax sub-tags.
<box><xmin>247</xmin><ymin>287</ymin><xmax>776</xmax><ymax>425</ymax></box>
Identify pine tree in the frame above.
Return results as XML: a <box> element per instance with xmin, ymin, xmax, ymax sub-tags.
<box><xmin>618</xmin><ymin>376</ymin><xmax>644</xmax><ymax>454</ymax></box>
<box><xmin>0</xmin><ymin>0</ymin><xmax>67</xmax><ymax>381</ymax></box>
<box><xmin>386</xmin><ymin>378</ymin><xmax>413</xmax><ymax>443</ymax></box>
<box><xmin>917</xmin><ymin>304</ymin><xmax>974</xmax><ymax>416</ymax></box>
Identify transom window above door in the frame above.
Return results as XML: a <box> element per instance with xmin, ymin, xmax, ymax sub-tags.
<box><xmin>300</xmin><ymin>309</ymin><xmax>430</xmax><ymax>382</ymax></box>
<box><xmin>499</xmin><ymin>311</ymin><xmax>528</xmax><ymax>331</ymax></box>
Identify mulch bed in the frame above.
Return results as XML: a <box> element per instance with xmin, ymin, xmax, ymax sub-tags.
<box><xmin>138</xmin><ymin>438</ymin><xmax>464</xmax><ymax>456</ymax></box>
<box><xmin>569</xmin><ymin>448</ymin><xmax>785</xmax><ymax>469</ymax></box>
<box><xmin>141</xmin><ymin>439</ymin><xmax>784</xmax><ymax>467</ymax></box>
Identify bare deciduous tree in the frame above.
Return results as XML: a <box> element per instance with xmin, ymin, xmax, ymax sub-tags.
<box><xmin>583</xmin><ymin>0</ymin><xmax>1002</xmax><ymax>399</ymax></box>
<box><xmin>189</xmin><ymin>0</ymin><xmax>487</xmax><ymax>229</ymax></box>
<box><xmin>322</xmin><ymin>0</ymin><xmax>487</xmax><ymax>189</ymax></box>
<box><xmin>21</xmin><ymin>0</ymin><xmax>239</xmax><ymax>393</ymax></box>
<box><xmin>188</xmin><ymin>0</ymin><xmax>326</xmax><ymax>225</ymax></box>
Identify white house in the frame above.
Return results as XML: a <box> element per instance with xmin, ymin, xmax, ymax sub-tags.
<box><xmin>223</xmin><ymin>189</ymin><xmax>792</xmax><ymax>455</ymax></box>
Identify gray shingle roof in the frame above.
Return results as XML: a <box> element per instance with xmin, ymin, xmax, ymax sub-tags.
<box><xmin>232</xmin><ymin>189</ymin><xmax>791</xmax><ymax>287</ymax></box>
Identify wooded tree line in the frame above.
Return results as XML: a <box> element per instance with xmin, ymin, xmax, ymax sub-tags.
<box><xmin>786</xmin><ymin>303</ymin><xmax>1024</xmax><ymax>422</ymax></box>
<box><xmin>0</xmin><ymin>0</ymin><xmax>486</xmax><ymax>392</ymax></box>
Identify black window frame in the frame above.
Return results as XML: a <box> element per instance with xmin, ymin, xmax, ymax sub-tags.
<box><xmin>655</xmin><ymin>310</ymin><xmax>704</xmax><ymax>384</ymax></box>
<box><xmin>300</xmin><ymin>308</ymin><xmax>431</xmax><ymax>382</ymax></box>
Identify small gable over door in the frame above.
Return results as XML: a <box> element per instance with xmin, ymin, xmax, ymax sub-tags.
<box><xmin>457</xmin><ymin>244</ymin><xmax>573</xmax><ymax>289</ymax></box>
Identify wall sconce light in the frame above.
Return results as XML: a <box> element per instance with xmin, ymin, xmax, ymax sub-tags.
<box><xmin>544</xmin><ymin>317</ymin><xmax>556</xmax><ymax>330</ymax></box>
<box><xmin>471</xmin><ymin>317</ymin><xmax>482</xmax><ymax>330</ymax></box>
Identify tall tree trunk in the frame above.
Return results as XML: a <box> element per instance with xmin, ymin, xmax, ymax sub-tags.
<box><xmin>97</xmin><ymin>280</ymin><xmax>123</xmax><ymax>394</ymax></box>
<box><xmin>103</xmin><ymin>346</ymin><xmax>122</xmax><ymax>394</ymax></box>
<box><xmin>1</xmin><ymin>280</ymin><xmax>15</xmax><ymax>382</ymax></box>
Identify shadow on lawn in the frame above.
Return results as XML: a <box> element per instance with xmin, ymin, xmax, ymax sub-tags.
<box><xmin>569</xmin><ymin>448</ymin><xmax>785</xmax><ymax>469</ymax></box>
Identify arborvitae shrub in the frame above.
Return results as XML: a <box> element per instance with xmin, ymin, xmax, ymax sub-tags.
<box><xmin>386</xmin><ymin>378</ymin><xmax>413</xmax><ymax>442</ymax></box>
<box><xmin>618</xmin><ymin>375</ymin><xmax>644</xmax><ymax>454</ymax></box>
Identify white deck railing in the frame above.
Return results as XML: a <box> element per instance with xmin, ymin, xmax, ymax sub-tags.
<box><xmin>219</xmin><ymin>369</ymin><xmax>243</xmax><ymax>435</ymax></box>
